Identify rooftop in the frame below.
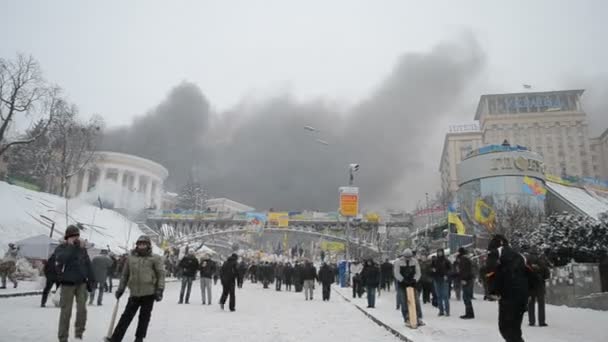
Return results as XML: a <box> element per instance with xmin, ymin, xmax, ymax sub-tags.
<box><xmin>474</xmin><ymin>89</ymin><xmax>585</xmax><ymax>120</ymax></box>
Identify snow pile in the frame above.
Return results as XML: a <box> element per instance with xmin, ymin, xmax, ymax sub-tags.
<box><xmin>547</xmin><ymin>181</ymin><xmax>608</xmax><ymax>219</ymax></box>
<box><xmin>0</xmin><ymin>181</ymin><xmax>158</xmax><ymax>256</ymax></box>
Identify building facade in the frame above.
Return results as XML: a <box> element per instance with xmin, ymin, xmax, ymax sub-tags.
<box><xmin>68</xmin><ymin>151</ymin><xmax>169</xmax><ymax>209</ymax></box>
<box><xmin>457</xmin><ymin>145</ymin><xmax>546</xmax><ymax>237</ymax></box>
<box><xmin>590</xmin><ymin>128</ymin><xmax>608</xmax><ymax>180</ymax></box>
<box><xmin>439</xmin><ymin>127</ymin><xmax>483</xmax><ymax>195</ymax></box>
<box><xmin>476</xmin><ymin>90</ymin><xmax>592</xmax><ymax>178</ymax></box>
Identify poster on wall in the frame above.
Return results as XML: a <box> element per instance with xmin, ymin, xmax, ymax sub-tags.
<box><xmin>268</xmin><ymin>212</ymin><xmax>289</xmax><ymax>227</ymax></box>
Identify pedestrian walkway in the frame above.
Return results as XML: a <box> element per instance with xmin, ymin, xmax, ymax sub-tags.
<box><xmin>0</xmin><ymin>280</ymin><xmax>43</xmax><ymax>298</ymax></box>
<box><xmin>0</xmin><ymin>281</ymin><xmax>402</xmax><ymax>342</ymax></box>
<box><xmin>333</xmin><ymin>285</ymin><xmax>608</xmax><ymax>342</ymax></box>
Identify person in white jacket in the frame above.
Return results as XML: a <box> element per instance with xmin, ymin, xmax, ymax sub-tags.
<box><xmin>350</xmin><ymin>259</ymin><xmax>364</xmax><ymax>298</ymax></box>
<box><xmin>393</xmin><ymin>248</ymin><xmax>424</xmax><ymax>327</ymax></box>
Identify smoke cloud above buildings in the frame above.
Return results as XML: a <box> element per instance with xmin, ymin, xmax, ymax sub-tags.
<box><xmin>102</xmin><ymin>36</ymin><xmax>485</xmax><ymax>211</ymax></box>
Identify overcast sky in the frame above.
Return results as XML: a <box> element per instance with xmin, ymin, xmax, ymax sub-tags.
<box><xmin>2</xmin><ymin>1</ymin><xmax>607</xmax><ymax>211</ymax></box>
<box><xmin>2</xmin><ymin>0</ymin><xmax>606</xmax><ymax>126</ymax></box>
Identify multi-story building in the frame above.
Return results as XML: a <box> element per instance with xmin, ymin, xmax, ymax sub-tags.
<box><xmin>590</xmin><ymin>128</ymin><xmax>608</xmax><ymax>180</ymax></box>
<box><xmin>440</xmin><ymin>89</ymin><xmax>608</xmax><ymax>197</ymax></box>
<box><xmin>475</xmin><ymin>89</ymin><xmax>592</xmax><ymax>177</ymax></box>
<box><xmin>439</xmin><ymin>126</ymin><xmax>482</xmax><ymax>195</ymax></box>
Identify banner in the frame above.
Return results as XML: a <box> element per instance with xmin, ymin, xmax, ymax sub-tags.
<box><xmin>339</xmin><ymin>187</ymin><xmax>359</xmax><ymax>217</ymax></box>
<box><xmin>246</xmin><ymin>212</ymin><xmax>267</xmax><ymax>231</ymax></box>
<box><xmin>474</xmin><ymin>199</ymin><xmax>496</xmax><ymax>226</ymax></box>
<box><xmin>523</xmin><ymin>176</ymin><xmax>547</xmax><ymax>199</ymax></box>
<box><xmin>268</xmin><ymin>212</ymin><xmax>289</xmax><ymax>227</ymax></box>
<box><xmin>320</xmin><ymin>241</ymin><xmax>345</xmax><ymax>252</ymax></box>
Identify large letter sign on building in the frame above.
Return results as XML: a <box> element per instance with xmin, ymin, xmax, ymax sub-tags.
<box><xmin>339</xmin><ymin>187</ymin><xmax>359</xmax><ymax>217</ymax></box>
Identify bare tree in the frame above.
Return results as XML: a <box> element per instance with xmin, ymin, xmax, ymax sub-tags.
<box><xmin>492</xmin><ymin>199</ymin><xmax>544</xmax><ymax>247</ymax></box>
<box><xmin>0</xmin><ymin>54</ymin><xmax>54</xmax><ymax>157</ymax></box>
<box><xmin>46</xmin><ymin>100</ymin><xmax>104</xmax><ymax>197</ymax></box>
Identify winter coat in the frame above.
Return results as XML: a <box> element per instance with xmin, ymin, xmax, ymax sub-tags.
<box><xmin>381</xmin><ymin>261</ymin><xmax>393</xmax><ymax>281</ymax></box>
<box><xmin>3</xmin><ymin>246</ymin><xmax>19</xmax><ymax>261</ymax></box>
<box><xmin>91</xmin><ymin>254</ymin><xmax>113</xmax><ymax>283</ymax></box>
<box><xmin>318</xmin><ymin>265</ymin><xmax>334</xmax><ymax>284</ymax></box>
<box><xmin>526</xmin><ymin>253</ymin><xmax>550</xmax><ymax>295</ymax></box>
<box><xmin>393</xmin><ymin>257</ymin><xmax>421</xmax><ymax>288</ymax></box>
<box><xmin>486</xmin><ymin>246</ymin><xmax>528</xmax><ymax>304</ymax></box>
<box><xmin>238</xmin><ymin>262</ymin><xmax>248</xmax><ymax>277</ymax></box>
<box><xmin>179</xmin><ymin>255</ymin><xmax>199</xmax><ymax>278</ymax></box>
<box><xmin>53</xmin><ymin>243</ymin><xmax>94</xmax><ymax>286</ymax></box>
<box><xmin>350</xmin><ymin>262</ymin><xmax>363</xmax><ymax>280</ymax></box>
<box><xmin>419</xmin><ymin>259</ymin><xmax>433</xmax><ymax>284</ymax></box>
<box><xmin>301</xmin><ymin>264</ymin><xmax>318</xmax><ymax>281</ymax></box>
<box><xmin>220</xmin><ymin>255</ymin><xmax>238</xmax><ymax>284</ymax></box>
<box><xmin>284</xmin><ymin>265</ymin><xmax>294</xmax><ymax>282</ymax></box>
<box><xmin>118</xmin><ymin>249</ymin><xmax>165</xmax><ymax>297</ymax></box>
<box><xmin>431</xmin><ymin>256</ymin><xmax>452</xmax><ymax>280</ymax></box>
<box><xmin>275</xmin><ymin>264</ymin><xmax>285</xmax><ymax>279</ymax></box>
<box><xmin>44</xmin><ymin>253</ymin><xmax>58</xmax><ymax>281</ymax></box>
<box><xmin>361</xmin><ymin>263</ymin><xmax>381</xmax><ymax>288</ymax></box>
<box><xmin>457</xmin><ymin>255</ymin><xmax>474</xmax><ymax>282</ymax></box>
<box><xmin>199</xmin><ymin>258</ymin><xmax>217</xmax><ymax>278</ymax></box>
<box><xmin>293</xmin><ymin>264</ymin><xmax>303</xmax><ymax>282</ymax></box>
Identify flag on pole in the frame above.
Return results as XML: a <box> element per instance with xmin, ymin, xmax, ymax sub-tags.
<box><xmin>474</xmin><ymin>199</ymin><xmax>496</xmax><ymax>226</ymax></box>
<box><xmin>448</xmin><ymin>204</ymin><xmax>466</xmax><ymax>235</ymax></box>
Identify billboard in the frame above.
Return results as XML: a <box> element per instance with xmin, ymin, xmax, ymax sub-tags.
<box><xmin>339</xmin><ymin>187</ymin><xmax>359</xmax><ymax>217</ymax></box>
<box><xmin>268</xmin><ymin>212</ymin><xmax>289</xmax><ymax>227</ymax></box>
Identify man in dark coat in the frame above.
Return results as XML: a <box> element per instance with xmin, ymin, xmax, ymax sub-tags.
<box><xmin>284</xmin><ymin>262</ymin><xmax>294</xmax><ymax>291</ymax></box>
<box><xmin>41</xmin><ymin>252</ymin><xmax>59</xmax><ymax>307</ymax></box>
<box><xmin>431</xmin><ymin>248</ymin><xmax>452</xmax><ymax>316</ymax></box>
<box><xmin>318</xmin><ymin>262</ymin><xmax>334</xmax><ymax>301</ymax></box>
<box><xmin>219</xmin><ymin>254</ymin><xmax>238</xmax><ymax>311</ymax></box>
<box><xmin>600</xmin><ymin>250</ymin><xmax>608</xmax><ymax>293</ymax></box>
<box><xmin>89</xmin><ymin>249</ymin><xmax>113</xmax><ymax>306</ymax></box>
<box><xmin>178</xmin><ymin>251</ymin><xmax>199</xmax><ymax>304</ymax></box>
<box><xmin>486</xmin><ymin>234</ymin><xmax>529</xmax><ymax>342</ymax></box>
<box><xmin>249</xmin><ymin>263</ymin><xmax>258</xmax><ymax>283</ymax></box>
<box><xmin>293</xmin><ymin>261</ymin><xmax>303</xmax><ymax>292</ymax></box>
<box><xmin>275</xmin><ymin>262</ymin><xmax>285</xmax><ymax>291</ymax></box>
<box><xmin>237</xmin><ymin>261</ymin><xmax>247</xmax><ymax>288</ymax></box>
<box><xmin>54</xmin><ymin>225</ymin><xmax>94</xmax><ymax>342</ymax></box>
<box><xmin>301</xmin><ymin>260</ymin><xmax>318</xmax><ymax>300</ymax></box>
<box><xmin>199</xmin><ymin>254</ymin><xmax>216</xmax><ymax>305</ymax></box>
<box><xmin>527</xmin><ymin>251</ymin><xmax>550</xmax><ymax>326</ymax></box>
<box><xmin>457</xmin><ymin>247</ymin><xmax>475</xmax><ymax>319</ymax></box>
<box><xmin>361</xmin><ymin>259</ymin><xmax>380</xmax><ymax>308</ymax></box>
<box><xmin>381</xmin><ymin>259</ymin><xmax>393</xmax><ymax>291</ymax></box>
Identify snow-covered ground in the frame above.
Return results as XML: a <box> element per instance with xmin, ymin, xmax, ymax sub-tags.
<box><xmin>546</xmin><ymin>181</ymin><xmax>608</xmax><ymax>219</ymax></box>
<box><xmin>333</xmin><ymin>285</ymin><xmax>608</xmax><ymax>342</ymax></box>
<box><xmin>0</xmin><ymin>281</ymin><xmax>402</xmax><ymax>342</ymax></box>
<box><xmin>0</xmin><ymin>181</ymin><xmax>156</xmax><ymax>255</ymax></box>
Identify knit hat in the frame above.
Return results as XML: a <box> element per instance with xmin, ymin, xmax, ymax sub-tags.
<box><xmin>64</xmin><ymin>225</ymin><xmax>80</xmax><ymax>240</ymax></box>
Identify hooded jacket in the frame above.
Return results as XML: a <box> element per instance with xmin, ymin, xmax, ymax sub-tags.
<box><xmin>393</xmin><ymin>256</ymin><xmax>421</xmax><ymax>287</ymax></box>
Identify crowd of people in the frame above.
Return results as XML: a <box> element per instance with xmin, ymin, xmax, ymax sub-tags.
<box><xmin>0</xmin><ymin>229</ymin><xmax>587</xmax><ymax>342</ymax></box>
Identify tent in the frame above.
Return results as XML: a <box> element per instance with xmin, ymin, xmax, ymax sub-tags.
<box><xmin>14</xmin><ymin>234</ymin><xmax>60</xmax><ymax>260</ymax></box>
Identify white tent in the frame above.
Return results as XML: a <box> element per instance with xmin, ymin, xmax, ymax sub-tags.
<box><xmin>14</xmin><ymin>234</ymin><xmax>60</xmax><ymax>260</ymax></box>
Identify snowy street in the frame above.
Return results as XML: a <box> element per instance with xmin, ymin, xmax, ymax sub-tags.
<box><xmin>0</xmin><ymin>281</ymin><xmax>401</xmax><ymax>342</ymax></box>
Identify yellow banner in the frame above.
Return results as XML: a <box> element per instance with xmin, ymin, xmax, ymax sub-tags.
<box><xmin>268</xmin><ymin>212</ymin><xmax>289</xmax><ymax>227</ymax></box>
<box><xmin>320</xmin><ymin>241</ymin><xmax>345</xmax><ymax>252</ymax></box>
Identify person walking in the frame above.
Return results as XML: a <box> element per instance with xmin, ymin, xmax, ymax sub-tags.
<box><xmin>361</xmin><ymin>259</ymin><xmax>380</xmax><ymax>308</ymax></box>
<box><xmin>275</xmin><ymin>262</ymin><xmax>285</xmax><ymax>291</ymax></box>
<box><xmin>318</xmin><ymin>262</ymin><xmax>334</xmax><ymax>301</ymax></box>
<box><xmin>237</xmin><ymin>260</ymin><xmax>247</xmax><ymax>288</ymax></box>
<box><xmin>301</xmin><ymin>260</ymin><xmax>317</xmax><ymax>301</ymax></box>
<box><xmin>284</xmin><ymin>262</ymin><xmax>294</xmax><ymax>291</ymax></box>
<box><xmin>0</xmin><ymin>243</ymin><xmax>20</xmax><ymax>289</ymax></box>
<box><xmin>178</xmin><ymin>250</ymin><xmax>199</xmax><ymax>304</ymax></box>
<box><xmin>89</xmin><ymin>249</ymin><xmax>113</xmax><ymax>306</ymax></box>
<box><xmin>41</xmin><ymin>252</ymin><xmax>59</xmax><ymax>307</ymax></box>
<box><xmin>219</xmin><ymin>253</ymin><xmax>238</xmax><ymax>311</ymax></box>
<box><xmin>394</xmin><ymin>249</ymin><xmax>424</xmax><ymax>327</ymax></box>
<box><xmin>106</xmin><ymin>235</ymin><xmax>165</xmax><ymax>342</ymax></box>
<box><xmin>350</xmin><ymin>259</ymin><xmax>363</xmax><ymax>298</ymax></box>
<box><xmin>381</xmin><ymin>259</ymin><xmax>393</xmax><ymax>291</ymax></box>
<box><xmin>54</xmin><ymin>225</ymin><xmax>94</xmax><ymax>342</ymax></box>
<box><xmin>431</xmin><ymin>248</ymin><xmax>452</xmax><ymax>316</ymax></box>
<box><xmin>450</xmin><ymin>256</ymin><xmax>462</xmax><ymax>301</ymax></box>
<box><xmin>457</xmin><ymin>247</ymin><xmax>475</xmax><ymax>319</ymax></box>
<box><xmin>199</xmin><ymin>254</ymin><xmax>216</xmax><ymax>305</ymax></box>
<box><xmin>527</xmin><ymin>250</ymin><xmax>550</xmax><ymax>327</ymax></box>
<box><xmin>293</xmin><ymin>261</ymin><xmax>303</xmax><ymax>292</ymax></box>
<box><xmin>486</xmin><ymin>234</ymin><xmax>529</xmax><ymax>342</ymax></box>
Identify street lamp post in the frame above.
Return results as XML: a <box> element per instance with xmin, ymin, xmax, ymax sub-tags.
<box><xmin>345</xmin><ymin>163</ymin><xmax>359</xmax><ymax>260</ymax></box>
